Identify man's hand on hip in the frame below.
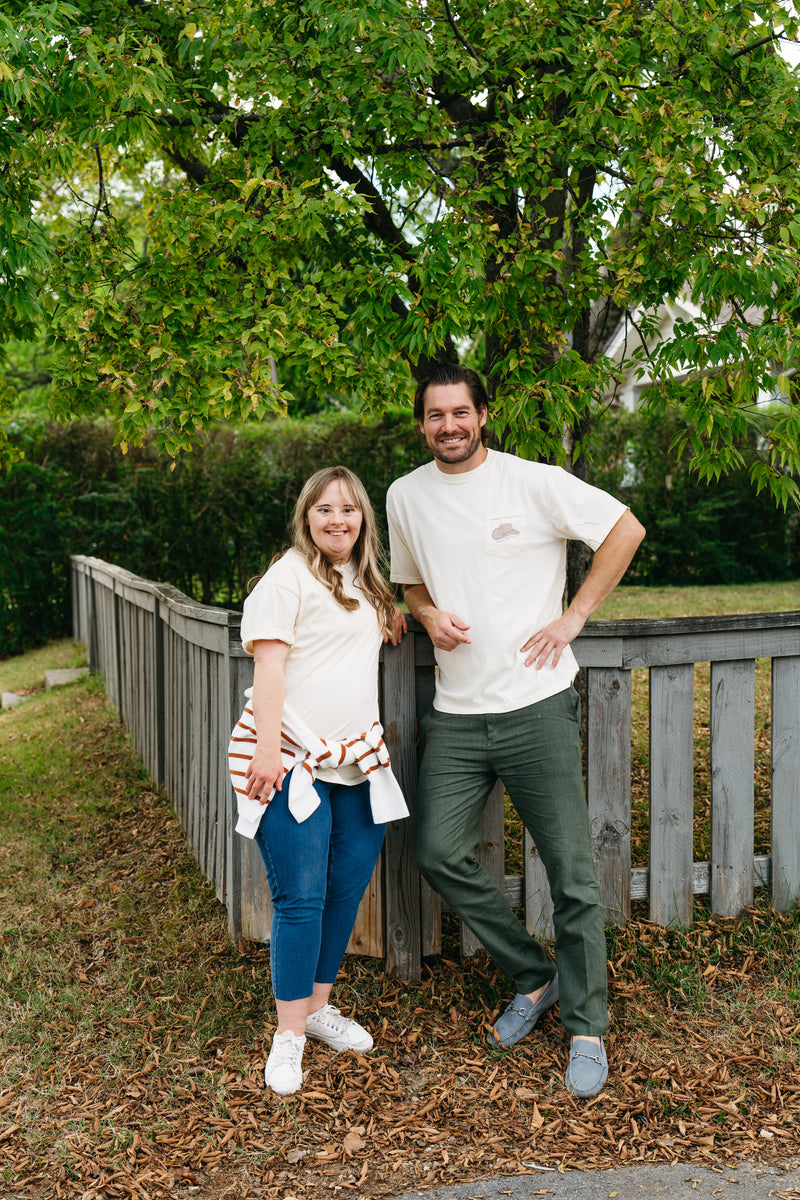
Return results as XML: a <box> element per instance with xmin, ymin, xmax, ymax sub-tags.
<box><xmin>520</xmin><ymin>609</ymin><xmax>585</xmax><ymax>670</ymax></box>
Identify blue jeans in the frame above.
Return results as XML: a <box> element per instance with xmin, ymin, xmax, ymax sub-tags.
<box><xmin>254</xmin><ymin>767</ymin><xmax>386</xmax><ymax>1001</ymax></box>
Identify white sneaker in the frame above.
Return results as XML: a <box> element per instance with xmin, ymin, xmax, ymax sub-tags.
<box><xmin>264</xmin><ymin>1031</ymin><xmax>305</xmax><ymax>1096</ymax></box>
<box><xmin>305</xmin><ymin>1004</ymin><xmax>373</xmax><ymax>1052</ymax></box>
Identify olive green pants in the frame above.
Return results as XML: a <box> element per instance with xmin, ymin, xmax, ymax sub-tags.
<box><xmin>416</xmin><ymin>687</ymin><xmax>608</xmax><ymax>1036</ymax></box>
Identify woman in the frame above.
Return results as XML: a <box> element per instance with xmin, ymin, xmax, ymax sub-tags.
<box><xmin>227</xmin><ymin>467</ymin><xmax>408</xmax><ymax>1097</ymax></box>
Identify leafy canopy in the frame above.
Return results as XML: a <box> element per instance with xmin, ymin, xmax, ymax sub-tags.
<box><xmin>3</xmin><ymin>0</ymin><xmax>800</xmax><ymax>502</ymax></box>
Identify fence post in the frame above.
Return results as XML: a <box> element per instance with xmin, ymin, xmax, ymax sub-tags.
<box><xmin>381</xmin><ymin>633</ymin><xmax>421</xmax><ymax>980</ymax></box>
<box><xmin>587</xmin><ymin>667</ymin><xmax>632</xmax><ymax>924</ymax></box>
<box><xmin>413</xmin><ymin>633</ymin><xmax>441</xmax><ymax>956</ymax></box>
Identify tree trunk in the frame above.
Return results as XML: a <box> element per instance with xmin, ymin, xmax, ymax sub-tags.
<box><xmin>565</xmin><ymin>410</ymin><xmax>592</xmax><ymax>604</ymax></box>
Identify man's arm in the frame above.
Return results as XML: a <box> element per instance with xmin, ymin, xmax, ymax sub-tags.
<box><xmin>521</xmin><ymin>509</ymin><xmax>646</xmax><ymax>670</ymax></box>
<box><xmin>403</xmin><ymin>583</ymin><xmax>472</xmax><ymax>651</ymax></box>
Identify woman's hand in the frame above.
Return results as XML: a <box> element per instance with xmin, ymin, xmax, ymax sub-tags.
<box><xmin>245</xmin><ymin>745</ymin><xmax>285</xmax><ymax>805</ymax></box>
<box><xmin>247</xmin><ymin>640</ymin><xmax>290</xmax><ymax>804</ymax></box>
<box><xmin>384</xmin><ymin>606</ymin><xmax>408</xmax><ymax>645</ymax></box>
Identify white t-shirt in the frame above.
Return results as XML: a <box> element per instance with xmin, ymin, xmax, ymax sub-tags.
<box><xmin>240</xmin><ymin>548</ymin><xmax>383</xmax><ymax>783</ymax></box>
<box><xmin>386</xmin><ymin>448</ymin><xmax>628</xmax><ymax>715</ymax></box>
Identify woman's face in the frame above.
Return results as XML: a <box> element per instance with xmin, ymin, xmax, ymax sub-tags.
<box><xmin>306</xmin><ymin>479</ymin><xmax>363</xmax><ymax>565</ymax></box>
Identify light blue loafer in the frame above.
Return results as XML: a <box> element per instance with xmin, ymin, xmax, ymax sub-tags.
<box><xmin>487</xmin><ymin>973</ymin><xmax>559</xmax><ymax>1049</ymax></box>
<box><xmin>564</xmin><ymin>1036</ymin><xmax>608</xmax><ymax>1098</ymax></box>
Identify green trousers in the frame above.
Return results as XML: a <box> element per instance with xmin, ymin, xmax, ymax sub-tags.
<box><xmin>416</xmin><ymin>686</ymin><xmax>608</xmax><ymax>1036</ymax></box>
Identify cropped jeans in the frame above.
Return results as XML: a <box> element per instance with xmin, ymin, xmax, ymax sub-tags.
<box><xmin>254</xmin><ymin>767</ymin><xmax>386</xmax><ymax>1001</ymax></box>
<box><xmin>416</xmin><ymin>686</ymin><xmax>608</xmax><ymax>1036</ymax></box>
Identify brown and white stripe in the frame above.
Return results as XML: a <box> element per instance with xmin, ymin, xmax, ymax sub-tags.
<box><xmin>228</xmin><ymin>701</ymin><xmax>409</xmax><ymax>838</ymax></box>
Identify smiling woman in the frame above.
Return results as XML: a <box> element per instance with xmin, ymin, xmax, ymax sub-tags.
<box><xmin>226</xmin><ymin>465</ymin><xmax>408</xmax><ymax>1099</ymax></box>
<box><xmin>305</xmin><ymin>478</ymin><xmax>363</xmax><ymax>565</ymax></box>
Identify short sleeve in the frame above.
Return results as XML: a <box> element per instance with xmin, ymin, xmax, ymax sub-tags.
<box><xmin>543</xmin><ymin>468</ymin><xmax>628</xmax><ymax>552</ymax></box>
<box><xmin>387</xmin><ymin>482</ymin><xmax>425</xmax><ymax>586</ymax></box>
<box><xmin>239</xmin><ymin>555</ymin><xmax>302</xmax><ymax>656</ymax></box>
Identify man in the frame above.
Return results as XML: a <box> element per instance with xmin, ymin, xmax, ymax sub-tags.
<box><xmin>386</xmin><ymin>363</ymin><xmax>645</xmax><ymax>1099</ymax></box>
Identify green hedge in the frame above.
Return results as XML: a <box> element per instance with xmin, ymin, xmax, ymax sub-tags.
<box><xmin>586</xmin><ymin>406</ymin><xmax>799</xmax><ymax>587</ymax></box>
<box><xmin>0</xmin><ymin>411</ymin><xmax>430</xmax><ymax>659</ymax></box>
<box><xmin>1</xmin><ymin>407</ymin><xmax>797</xmax><ymax>660</ymax></box>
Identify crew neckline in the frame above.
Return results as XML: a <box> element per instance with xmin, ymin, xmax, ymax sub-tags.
<box><xmin>429</xmin><ymin>447</ymin><xmax>494</xmax><ymax>483</ymax></box>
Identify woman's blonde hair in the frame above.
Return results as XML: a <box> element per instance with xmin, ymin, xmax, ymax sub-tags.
<box><xmin>290</xmin><ymin>466</ymin><xmax>396</xmax><ymax>630</ymax></box>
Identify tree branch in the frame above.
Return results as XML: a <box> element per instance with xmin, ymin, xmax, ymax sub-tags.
<box><xmin>87</xmin><ymin>142</ymin><xmax>111</xmax><ymax>235</ymax></box>
<box><xmin>165</xmin><ymin>145</ymin><xmax>210</xmax><ymax>184</ymax></box>
<box><xmin>441</xmin><ymin>0</ymin><xmax>483</xmax><ymax>63</ymax></box>
<box><xmin>330</xmin><ymin>156</ymin><xmax>417</xmax><ymax>263</ymax></box>
<box><xmin>5</xmin><ymin>367</ymin><xmax>53</xmax><ymax>389</ymax></box>
<box><xmin>626</xmin><ymin>308</ymin><xmax>656</xmax><ymax>362</ymax></box>
<box><xmin>731</xmin><ymin>32</ymin><xmax>779</xmax><ymax>59</ymax></box>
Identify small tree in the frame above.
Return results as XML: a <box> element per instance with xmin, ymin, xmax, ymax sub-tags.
<box><xmin>2</xmin><ymin>0</ymin><xmax>800</xmax><ymax>506</ymax></box>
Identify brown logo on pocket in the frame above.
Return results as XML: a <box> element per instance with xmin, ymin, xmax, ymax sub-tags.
<box><xmin>492</xmin><ymin>522</ymin><xmax>520</xmax><ymax>541</ymax></box>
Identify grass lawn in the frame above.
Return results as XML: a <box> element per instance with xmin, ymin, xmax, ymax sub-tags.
<box><xmin>594</xmin><ymin>578</ymin><xmax>800</xmax><ymax>621</ymax></box>
<box><xmin>2</xmin><ymin>589</ymin><xmax>800</xmax><ymax>1200</ymax></box>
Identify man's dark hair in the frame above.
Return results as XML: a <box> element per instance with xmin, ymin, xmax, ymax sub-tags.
<box><xmin>413</xmin><ymin>364</ymin><xmax>489</xmax><ymax>422</ymax></box>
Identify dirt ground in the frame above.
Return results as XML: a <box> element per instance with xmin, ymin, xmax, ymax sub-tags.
<box><xmin>5</xmin><ymin>933</ymin><xmax>800</xmax><ymax>1200</ymax></box>
<box><xmin>4</xmin><ymin>693</ymin><xmax>800</xmax><ymax>1200</ymax></box>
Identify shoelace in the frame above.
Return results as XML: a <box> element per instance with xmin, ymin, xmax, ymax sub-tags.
<box><xmin>269</xmin><ymin>1035</ymin><xmax>303</xmax><ymax>1070</ymax></box>
<box><xmin>313</xmin><ymin>1005</ymin><xmax>350</xmax><ymax>1032</ymax></box>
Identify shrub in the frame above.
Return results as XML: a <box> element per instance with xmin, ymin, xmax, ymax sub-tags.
<box><xmin>587</xmin><ymin>405</ymin><xmax>798</xmax><ymax>586</ymax></box>
<box><xmin>2</xmin><ymin>405</ymin><xmax>796</xmax><ymax>660</ymax></box>
<box><xmin>0</xmin><ymin>412</ymin><xmax>430</xmax><ymax>658</ymax></box>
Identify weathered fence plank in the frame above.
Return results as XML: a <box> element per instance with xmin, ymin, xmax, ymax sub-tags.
<box><xmin>381</xmin><ymin>631</ymin><xmax>421</xmax><ymax>980</ymax></box>
<box><xmin>710</xmin><ymin>659</ymin><xmax>755</xmax><ymax>917</ymax></box>
<box><xmin>228</xmin><ymin>650</ymin><xmax>265</xmax><ymax>942</ymax></box>
<box><xmin>413</xmin><ymin>652</ymin><xmax>440</xmax><ymax>957</ymax></box>
<box><xmin>524</xmin><ymin>830</ymin><xmax>555</xmax><ymax>941</ymax></box>
<box><xmin>460</xmin><ymin>780</ymin><xmax>506</xmax><ymax>957</ymax></box>
<box><xmin>649</xmin><ymin>663</ymin><xmax>695</xmax><ymax>927</ymax></box>
<box><xmin>187</xmin><ymin>641</ymin><xmax>200</xmax><ymax>866</ymax></box>
<box><xmin>771</xmin><ymin>655</ymin><xmax>800</xmax><ymax>910</ymax></box>
<box><xmin>212</xmin><ymin>651</ymin><xmax>229</xmax><ymax>903</ymax></box>
<box><xmin>587</xmin><ymin>667</ymin><xmax>632</xmax><ymax>924</ymax></box>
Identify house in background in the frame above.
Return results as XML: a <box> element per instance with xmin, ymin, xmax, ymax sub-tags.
<box><xmin>602</xmin><ymin>295</ymin><xmax>792</xmax><ymax>411</ymax></box>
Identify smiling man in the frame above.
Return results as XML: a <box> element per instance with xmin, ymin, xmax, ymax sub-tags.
<box><xmin>386</xmin><ymin>363</ymin><xmax>645</xmax><ymax>1099</ymax></box>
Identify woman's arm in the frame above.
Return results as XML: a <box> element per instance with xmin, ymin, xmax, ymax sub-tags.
<box><xmin>244</xmin><ymin>639</ymin><xmax>291</xmax><ymax>804</ymax></box>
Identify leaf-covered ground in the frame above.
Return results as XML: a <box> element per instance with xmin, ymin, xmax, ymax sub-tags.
<box><xmin>3</xmin><ymin>680</ymin><xmax>800</xmax><ymax>1200</ymax></box>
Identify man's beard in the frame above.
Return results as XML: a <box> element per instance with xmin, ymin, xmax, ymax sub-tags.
<box><xmin>428</xmin><ymin>430</ymin><xmax>483</xmax><ymax>464</ymax></box>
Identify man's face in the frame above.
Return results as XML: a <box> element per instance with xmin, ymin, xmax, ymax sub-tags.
<box><xmin>418</xmin><ymin>382</ymin><xmax>487</xmax><ymax>473</ymax></box>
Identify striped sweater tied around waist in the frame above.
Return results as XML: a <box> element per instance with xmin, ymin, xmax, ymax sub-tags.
<box><xmin>228</xmin><ymin>694</ymin><xmax>409</xmax><ymax>837</ymax></box>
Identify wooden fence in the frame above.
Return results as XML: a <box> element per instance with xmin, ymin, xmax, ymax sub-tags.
<box><xmin>71</xmin><ymin>555</ymin><xmax>800</xmax><ymax>980</ymax></box>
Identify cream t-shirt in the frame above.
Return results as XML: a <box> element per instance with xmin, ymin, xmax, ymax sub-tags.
<box><xmin>240</xmin><ymin>548</ymin><xmax>383</xmax><ymax>783</ymax></box>
<box><xmin>387</xmin><ymin>449</ymin><xmax>628</xmax><ymax>715</ymax></box>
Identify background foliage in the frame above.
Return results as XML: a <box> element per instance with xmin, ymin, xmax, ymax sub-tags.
<box><xmin>0</xmin><ymin>411</ymin><xmax>429</xmax><ymax>657</ymax></box>
<box><xmin>3</xmin><ymin>0</ymin><xmax>800</xmax><ymax>505</ymax></box>
<box><xmin>1</xmin><ymin>409</ymin><xmax>796</xmax><ymax>660</ymax></box>
<box><xmin>588</xmin><ymin>405</ymin><xmax>800</xmax><ymax>586</ymax></box>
